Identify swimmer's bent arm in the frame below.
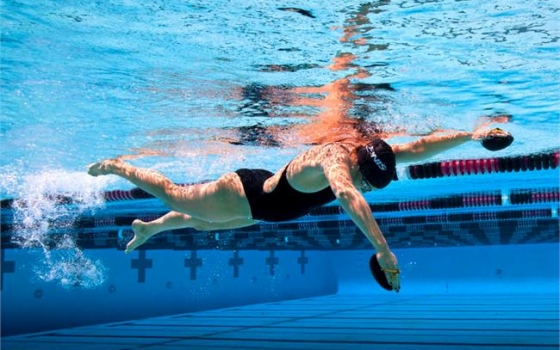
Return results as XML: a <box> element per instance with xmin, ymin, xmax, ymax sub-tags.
<box><xmin>324</xmin><ymin>162</ymin><xmax>400</xmax><ymax>290</ymax></box>
<box><xmin>337</xmin><ymin>187</ymin><xmax>390</xmax><ymax>252</ymax></box>
<box><xmin>321</xmin><ymin>150</ymin><xmax>392</xmax><ymax>253</ymax></box>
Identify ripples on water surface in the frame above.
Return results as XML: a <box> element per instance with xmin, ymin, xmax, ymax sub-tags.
<box><xmin>1</xmin><ymin>0</ymin><xmax>559</xmax><ymax>191</ymax></box>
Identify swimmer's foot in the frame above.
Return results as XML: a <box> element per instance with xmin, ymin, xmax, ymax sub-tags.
<box><xmin>87</xmin><ymin>159</ymin><xmax>123</xmax><ymax>177</ymax></box>
<box><xmin>125</xmin><ymin>219</ymin><xmax>153</xmax><ymax>254</ymax></box>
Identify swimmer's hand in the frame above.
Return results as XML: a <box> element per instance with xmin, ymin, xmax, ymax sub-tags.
<box><xmin>376</xmin><ymin>250</ymin><xmax>400</xmax><ymax>293</ymax></box>
<box><xmin>472</xmin><ymin>127</ymin><xmax>514</xmax><ymax>151</ymax></box>
<box><xmin>87</xmin><ymin>159</ymin><xmax>122</xmax><ymax>177</ymax></box>
<box><xmin>471</xmin><ymin>127</ymin><xmax>510</xmax><ymax>141</ymax></box>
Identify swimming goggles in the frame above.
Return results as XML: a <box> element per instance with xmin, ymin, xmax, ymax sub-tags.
<box><xmin>360</xmin><ymin>177</ymin><xmax>373</xmax><ymax>193</ymax></box>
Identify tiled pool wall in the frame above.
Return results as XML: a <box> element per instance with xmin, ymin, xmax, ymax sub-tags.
<box><xmin>2</xmin><ymin>242</ymin><xmax>558</xmax><ymax>337</ymax></box>
<box><xmin>331</xmin><ymin>243</ymin><xmax>559</xmax><ymax>295</ymax></box>
<box><xmin>1</xmin><ymin>249</ymin><xmax>336</xmax><ymax>336</ymax></box>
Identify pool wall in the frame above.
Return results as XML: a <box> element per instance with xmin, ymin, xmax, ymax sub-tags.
<box><xmin>1</xmin><ymin>249</ymin><xmax>337</xmax><ymax>336</ymax></box>
<box><xmin>331</xmin><ymin>243</ymin><xmax>559</xmax><ymax>295</ymax></box>
<box><xmin>2</xmin><ymin>243</ymin><xmax>558</xmax><ymax>337</ymax></box>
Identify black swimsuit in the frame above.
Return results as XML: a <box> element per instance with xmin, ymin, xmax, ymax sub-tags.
<box><xmin>235</xmin><ymin>167</ymin><xmax>336</xmax><ymax>222</ymax></box>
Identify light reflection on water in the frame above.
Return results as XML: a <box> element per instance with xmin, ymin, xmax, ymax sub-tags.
<box><xmin>2</xmin><ymin>1</ymin><xmax>558</xmax><ymax>181</ymax></box>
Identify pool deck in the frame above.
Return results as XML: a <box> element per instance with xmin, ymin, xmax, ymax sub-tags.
<box><xmin>2</xmin><ymin>293</ymin><xmax>558</xmax><ymax>350</ymax></box>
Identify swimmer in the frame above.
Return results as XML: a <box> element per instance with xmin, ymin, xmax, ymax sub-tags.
<box><xmin>88</xmin><ymin>125</ymin><xmax>513</xmax><ymax>293</ymax></box>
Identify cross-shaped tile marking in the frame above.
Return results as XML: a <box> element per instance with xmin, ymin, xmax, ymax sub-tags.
<box><xmin>266</xmin><ymin>250</ymin><xmax>279</xmax><ymax>276</ymax></box>
<box><xmin>184</xmin><ymin>250</ymin><xmax>202</xmax><ymax>280</ymax></box>
<box><xmin>131</xmin><ymin>250</ymin><xmax>152</xmax><ymax>283</ymax></box>
<box><xmin>1</xmin><ymin>249</ymin><xmax>15</xmax><ymax>291</ymax></box>
<box><xmin>297</xmin><ymin>250</ymin><xmax>308</xmax><ymax>274</ymax></box>
<box><xmin>229</xmin><ymin>251</ymin><xmax>244</xmax><ymax>278</ymax></box>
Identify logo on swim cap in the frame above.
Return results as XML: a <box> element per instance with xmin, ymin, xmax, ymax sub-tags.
<box><xmin>365</xmin><ymin>145</ymin><xmax>387</xmax><ymax>171</ymax></box>
<box><xmin>357</xmin><ymin>138</ymin><xmax>396</xmax><ymax>190</ymax></box>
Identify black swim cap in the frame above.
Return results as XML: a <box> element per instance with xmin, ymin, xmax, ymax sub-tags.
<box><xmin>357</xmin><ymin>138</ymin><xmax>396</xmax><ymax>189</ymax></box>
<box><xmin>369</xmin><ymin>253</ymin><xmax>393</xmax><ymax>291</ymax></box>
<box><xmin>481</xmin><ymin>128</ymin><xmax>514</xmax><ymax>151</ymax></box>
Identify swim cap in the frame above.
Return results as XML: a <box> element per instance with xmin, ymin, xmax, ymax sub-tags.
<box><xmin>369</xmin><ymin>253</ymin><xmax>393</xmax><ymax>291</ymax></box>
<box><xmin>481</xmin><ymin>128</ymin><xmax>514</xmax><ymax>151</ymax></box>
<box><xmin>357</xmin><ymin>138</ymin><xmax>396</xmax><ymax>189</ymax></box>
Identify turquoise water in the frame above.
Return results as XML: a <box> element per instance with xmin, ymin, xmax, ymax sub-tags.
<box><xmin>1</xmin><ymin>0</ymin><xmax>559</xmax><ymax>342</ymax></box>
<box><xmin>2</xmin><ymin>0</ymin><xmax>559</xmax><ymax>190</ymax></box>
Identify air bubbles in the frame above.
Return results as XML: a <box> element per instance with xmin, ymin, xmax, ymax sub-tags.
<box><xmin>34</xmin><ymin>241</ymin><xmax>107</xmax><ymax>289</ymax></box>
<box><xmin>403</xmin><ymin>260</ymin><xmax>417</xmax><ymax>272</ymax></box>
<box><xmin>9</xmin><ymin>170</ymin><xmax>110</xmax><ymax>289</ymax></box>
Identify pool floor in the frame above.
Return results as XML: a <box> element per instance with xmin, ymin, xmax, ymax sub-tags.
<box><xmin>2</xmin><ymin>293</ymin><xmax>558</xmax><ymax>350</ymax></box>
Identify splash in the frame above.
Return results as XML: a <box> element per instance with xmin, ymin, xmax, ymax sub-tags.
<box><xmin>33</xmin><ymin>235</ymin><xmax>107</xmax><ymax>289</ymax></box>
<box><xmin>8</xmin><ymin>169</ymin><xmax>112</xmax><ymax>289</ymax></box>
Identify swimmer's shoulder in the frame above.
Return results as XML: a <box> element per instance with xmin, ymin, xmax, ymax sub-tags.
<box><xmin>313</xmin><ymin>142</ymin><xmax>355</xmax><ymax>159</ymax></box>
<box><xmin>287</xmin><ymin>143</ymin><xmax>354</xmax><ymax>173</ymax></box>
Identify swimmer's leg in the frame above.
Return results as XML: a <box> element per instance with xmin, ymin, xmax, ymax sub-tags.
<box><xmin>88</xmin><ymin>159</ymin><xmax>179</xmax><ymax>201</ymax></box>
<box><xmin>126</xmin><ymin>211</ymin><xmax>257</xmax><ymax>253</ymax></box>
<box><xmin>87</xmin><ymin>159</ymin><xmax>252</xmax><ymax>222</ymax></box>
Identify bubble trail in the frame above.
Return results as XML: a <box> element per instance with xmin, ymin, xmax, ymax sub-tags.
<box><xmin>8</xmin><ymin>170</ymin><xmax>112</xmax><ymax>289</ymax></box>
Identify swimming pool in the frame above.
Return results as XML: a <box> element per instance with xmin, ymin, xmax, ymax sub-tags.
<box><xmin>1</xmin><ymin>0</ymin><xmax>559</xmax><ymax>348</ymax></box>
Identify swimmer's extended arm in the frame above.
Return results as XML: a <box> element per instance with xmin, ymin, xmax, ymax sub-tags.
<box><xmin>393</xmin><ymin>117</ymin><xmax>512</xmax><ymax>163</ymax></box>
<box><xmin>392</xmin><ymin>130</ymin><xmax>474</xmax><ymax>163</ymax></box>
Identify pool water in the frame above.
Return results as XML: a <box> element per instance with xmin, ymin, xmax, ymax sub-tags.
<box><xmin>1</xmin><ymin>0</ymin><xmax>559</xmax><ymax>348</ymax></box>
